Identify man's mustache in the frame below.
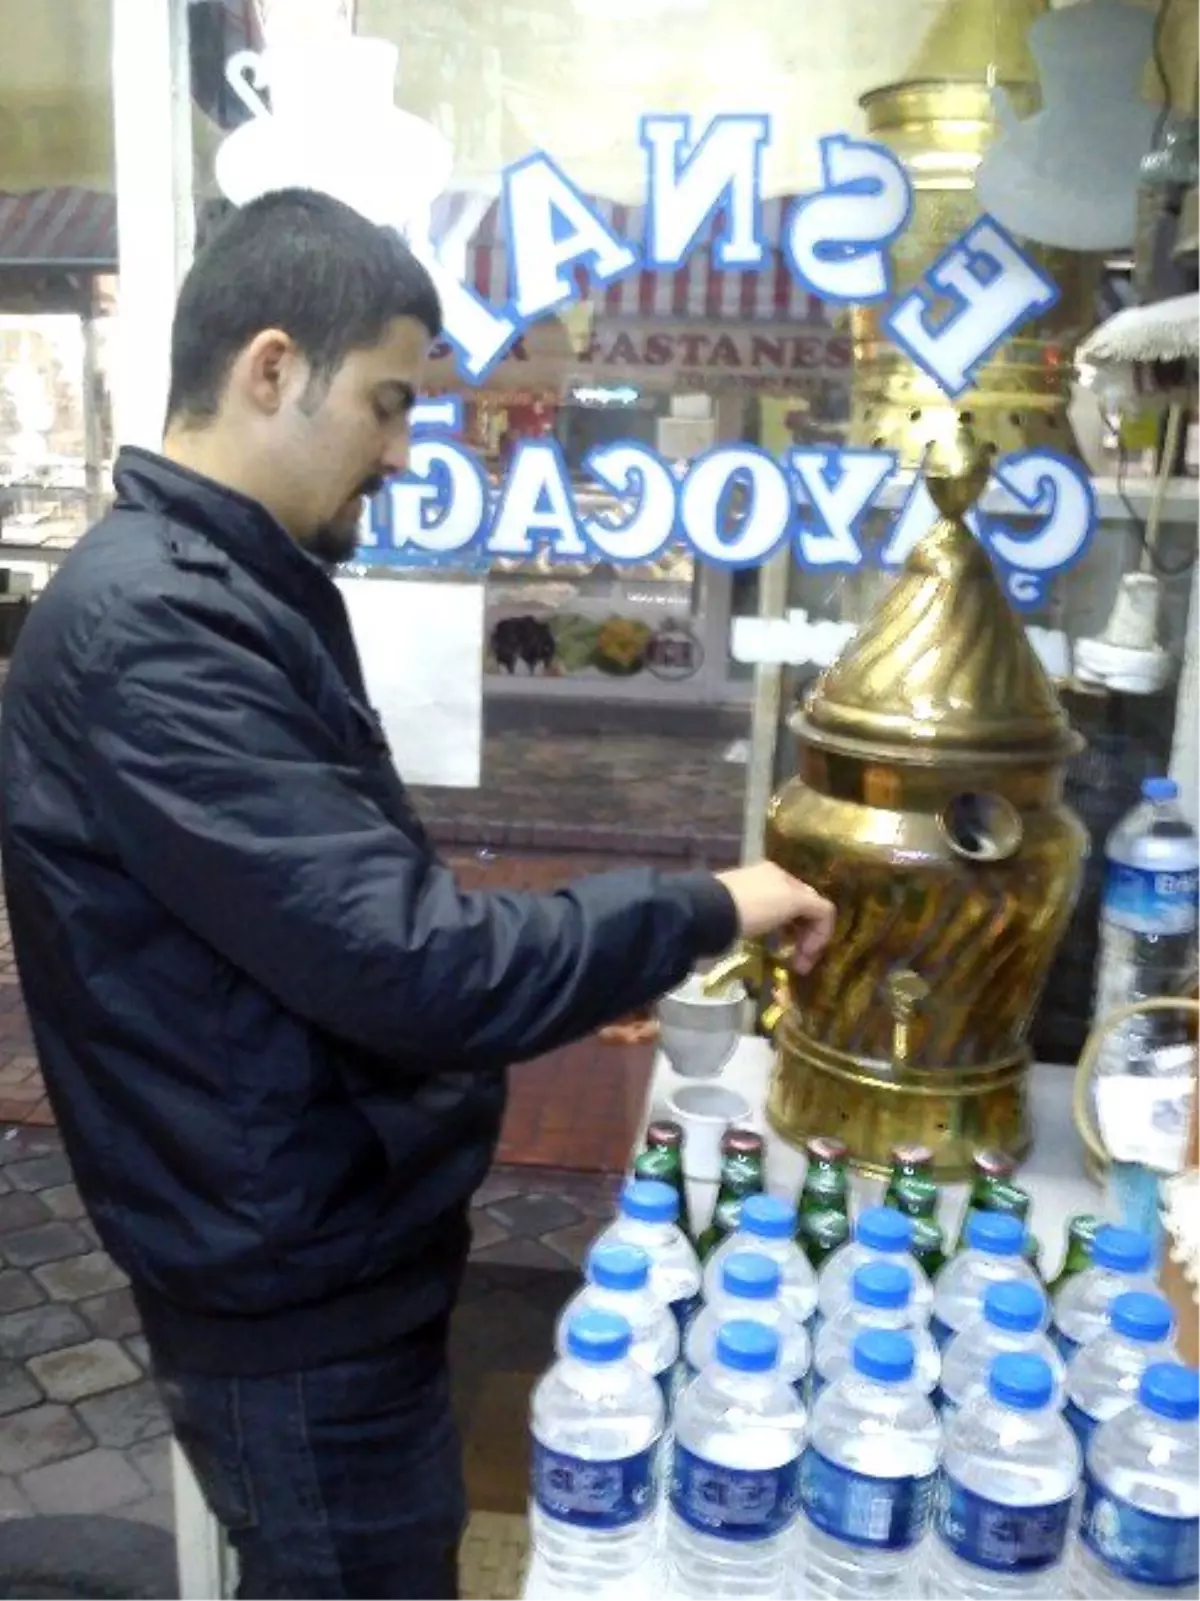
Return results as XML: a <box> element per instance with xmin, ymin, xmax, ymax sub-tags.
<box><xmin>358</xmin><ymin>476</ymin><xmax>386</xmax><ymax>500</ymax></box>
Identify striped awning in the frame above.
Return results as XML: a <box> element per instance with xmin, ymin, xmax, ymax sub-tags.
<box><xmin>0</xmin><ymin>187</ymin><xmax>116</xmax><ymax>267</ymax></box>
<box><xmin>2</xmin><ymin>160</ymin><xmax>830</xmax><ymax>335</ymax></box>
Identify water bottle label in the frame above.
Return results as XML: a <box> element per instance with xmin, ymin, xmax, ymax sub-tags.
<box><xmin>936</xmin><ymin>1477</ymin><xmax>1073</xmax><ymax>1574</ymax></box>
<box><xmin>1051</xmin><ymin>1324</ymin><xmax>1081</xmax><ymax>1363</ymax></box>
<box><xmin>929</xmin><ymin>1313</ymin><xmax>956</xmax><ymax>1350</ymax></box>
<box><xmin>1081</xmin><ymin>1468</ymin><xmax>1199</xmax><ymax>1587</ymax></box>
<box><xmin>671</xmin><ymin>1293</ymin><xmax>701</xmax><ymax>1336</ymax></box>
<box><xmin>671</xmin><ymin>1443</ymin><xmax>800</xmax><ymax>1542</ymax></box>
<box><xmin>532</xmin><ymin>1442</ymin><xmax>658</xmax><ymax>1531</ymax></box>
<box><xmin>1063</xmin><ymin>1396</ymin><xmax>1097</xmax><ymax>1452</ymax></box>
<box><xmin>799</xmin><ymin>1446</ymin><xmax>937</xmax><ymax>1551</ymax></box>
<box><xmin>1104</xmin><ymin>861</ymin><xmax>1199</xmax><ymax>936</ymax></box>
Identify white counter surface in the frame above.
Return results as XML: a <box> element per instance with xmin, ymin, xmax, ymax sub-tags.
<box><xmin>646</xmin><ymin>1037</ymin><xmax>1103</xmax><ymax>1278</ymax></box>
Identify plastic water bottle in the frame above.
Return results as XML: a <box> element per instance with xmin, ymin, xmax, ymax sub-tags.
<box><xmin>812</xmin><ymin>1261</ymin><xmax>940</xmax><ymax>1401</ymax></box>
<box><xmin>931</xmin><ymin>1211</ymin><xmax>1043</xmax><ymax>1349</ymax></box>
<box><xmin>557</xmin><ymin>1244</ymin><xmax>680</xmax><ymax>1411</ymax></box>
<box><xmin>939</xmin><ymin>1281</ymin><xmax>1066</xmax><ymax>1416</ymax></box>
<box><xmin>594</xmin><ymin>1179</ymin><xmax>702</xmax><ymax>1334</ymax></box>
<box><xmin>1051</xmin><ymin>1224</ymin><xmax>1156</xmax><ymax>1362</ymax></box>
<box><xmin>925</xmin><ymin>1352</ymin><xmax>1081</xmax><ymax>1599</ymax></box>
<box><xmin>817</xmin><ymin>1205</ymin><xmax>935</xmax><ymax>1326</ymax></box>
<box><xmin>530</xmin><ymin>1309</ymin><xmax>664</xmax><ymax>1594</ymax></box>
<box><xmin>800</xmin><ymin>1329</ymin><xmax>941</xmax><ymax>1598</ymax></box>
<box><xmin>703</xmin><ymin>1192</ymin><xmax>819</xmax><ymax>1330</ymax></box>
<box><xmin>1064</xmin><ymin>1291</ymin><xmax>1178</xmax><ymax>1456</ymax></box>
<box><xmin>685</xmin><ymin>1251</ymin><xmax>810</xmax><ymax>1392</ymax></box>
<box><xmin>668</xmin><ymin>1320</ymin><xmax>806</xmax><ymax>1599</ymax></box>
<box><xmin>1094</xmin><ymin>777</ymin><xmax>1199</xmax><ymax>1079</ymax></box>
<box><xmin>1071</xmin><ymin>1362</ymin><xmax>1199</xmax><ymax>1599</ymax></box>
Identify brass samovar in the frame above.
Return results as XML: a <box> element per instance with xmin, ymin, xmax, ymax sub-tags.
<box><xmin>850</xmin><ymin>0</ymin><xmax>1097</xmax><ymax>464</ymax></box>
<box><xmin>713</xmin><ymin>432</ymin><xmax>1088</xmax><ymax>1178</ymax></box>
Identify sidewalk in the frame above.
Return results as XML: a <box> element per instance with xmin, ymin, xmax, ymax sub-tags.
<box><xmin>0</xmin><ymin>1124</ymin><xmax>614</xmax><ymax>1547</ymax></box>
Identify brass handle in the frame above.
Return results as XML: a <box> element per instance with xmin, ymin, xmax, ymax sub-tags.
<box><xmin>1073</xmin><ymin>997</ymin><xmax>1200</xmax><ymax>1171</ymax></box>
<box><xmin>702</xmin><ymin>941</ymin><xmax>766</xmax><ymax>997</ymax></box>
<box><xmin>886</xmin><ymin>969</ymin><xmax>930</xmax><ymax>1070</ymax></box>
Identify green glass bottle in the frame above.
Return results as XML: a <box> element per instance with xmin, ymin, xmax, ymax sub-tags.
<box><xmin>954</xmin><ymin>1148</ymin><xmax>1019</xmax><ymax>1250</ymax></box>
<box><xmin>1048</xmin><ymin>1213</ymin><xmax>1100</xmax><ymax>1298</ymax></box>
<box><xmin>955</xmin><ymin>1150</ymin><xmax>1041</xmax><ymax>1275</ymax></box>
<box><xmin>883</xmin><ymin>1143</ymin><xmax>939</xmax><ymax>1219</ymax></box>
<box><xmin>633</xmin><ymin>1120</ymin><xmax>692</xmax><ymax>1241</ymax></box>
<box><xmin>798</xmin><ymin>1135</ymin><xmax>851</xmax><ymax>1270</ymax></box>
<box><xmin>909</xmin><ymin>1216</ymin><xmax>947</xmax><ymax>1282</ymax></box>
<box><xmin>695</xmin><ymin>1128</ymin><xmax>765</xmax><ymax>1261</ymax></box>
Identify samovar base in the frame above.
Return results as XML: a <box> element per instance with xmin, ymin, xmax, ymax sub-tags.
<box><xmin>767</xmin><ymin>1016</ymin><xmax>1033</xmax><ymax>1181</ymax></box>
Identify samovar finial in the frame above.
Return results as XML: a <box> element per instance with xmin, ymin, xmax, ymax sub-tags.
<box><xmin>924</xmin><ymin>419</ymin><xmax>993</xmax><ymax>518</ymax></box>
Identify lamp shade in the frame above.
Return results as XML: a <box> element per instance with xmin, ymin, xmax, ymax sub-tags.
<box><xmin>974</xmin><ymin>0</ymin><xmax>1161</xmax><ymax>250</ymax></box>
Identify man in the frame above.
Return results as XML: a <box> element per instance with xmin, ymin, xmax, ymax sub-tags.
<box><xmin>0</xmin><ymin>190</ymin><xmax>834</xmax><ymax>1598</ymax></box>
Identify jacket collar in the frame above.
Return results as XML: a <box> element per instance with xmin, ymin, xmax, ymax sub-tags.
<box><xmin>112</xmin><ymin>446</ymin><xmax>338</xmax><ymax>614</ymax></box>
<box><xmin>111</xmin><ymin>447</ymin><xmax>369</xmax><ymax>701</ymax></box>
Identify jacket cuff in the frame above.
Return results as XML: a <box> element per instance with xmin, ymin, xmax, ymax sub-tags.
<box><xmin>672</xmin><ymin>871</ymin><xmax>740</xmax><ymax>957</ymax></box>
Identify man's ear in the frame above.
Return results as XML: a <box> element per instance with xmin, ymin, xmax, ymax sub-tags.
<box><xmin>237</xmin><ymin>329</ymin><xmax>299</xmax><ymax>416</ymax></box>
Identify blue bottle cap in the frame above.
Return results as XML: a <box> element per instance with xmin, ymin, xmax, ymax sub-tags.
<box><xmin>566</xmin><ymin>1309</ymin><xmax>632</xmax><ymax>1364</ymax></box>
<box><xmin>852</xmin><ymin>1261</ymin><xmax>912</xmax><ymax>1311</ymax></box>
<box><xmin>620</xmin><ymin>1179</ymin><xmax>679</xmax><ymax>1225</ymax></box>
<box><xmin>1111</xmin><ymin>1292</ymin><xmax>1174</xmax><ymax>1345</ymax></box>
<box><xmin>589</xmin><ymin>1243</ymin><xmax>650</xmax><ymax>1294</ymax></box>
<box><xmin>716</xmin><ymin>1319</ymin><xmax>780</xmax><ymax>1374</ymax></box>
<box><xmin>965</xmin><ymin>1211</ymin><xmax>1024</xmax><ymax>1257</ymax></box>
<box><xmin>740</xmin><ymin>1193</ymin><xmax>797</xmax><ymax>1240</ymax></box>
<box><xmin>1091</xmin><ymin>1225</ymin><xmax>1153</xmax><ymax>1276</ymax></box>
<box><xmin>722</xmin><ymin>1251</ymin><xmax>782</xmax><ymax>1302</ymax></box>
<box><xmin>990</xmin><ymin>1352</ymin><xmax>1053</xmax><ymax>1411</ymax></box>
<box><xmin>855</xmin><ymin>1206</ymin><xmax>914</xmax><ymax>1254</ymax></box>
<box><xmin>852</xmin><ymin>1329</ymin><xmax>915</xmax><ymax>1384</ymax></box>
<box><xmin>984</xmin><ymin>1280</ymin><xmax>1045</xmax><ymax>1334</ymax></box>
<box><xmin>1139</xmin><ymin>1362</ymin><xmax>1200</xmax><ymax>1422</ymax></box>
<box><xmin>1141</xmin><ymin>776</ymin><xmax>1178</xmax><ymax>803</ymax></box>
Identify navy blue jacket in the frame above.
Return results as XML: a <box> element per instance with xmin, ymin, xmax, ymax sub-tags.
<box><xmin>0</xmin><ymin>449</ymin><xmax>736</xmax><ymax>1375</ymax></box>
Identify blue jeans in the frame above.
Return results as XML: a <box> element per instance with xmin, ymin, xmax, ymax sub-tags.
<box><xmin>156</xmin><ymin>1316</ymin><xmax>466</xmax><ymax>1599</ymax></box>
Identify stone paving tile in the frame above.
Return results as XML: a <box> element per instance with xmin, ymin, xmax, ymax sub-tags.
<box><xmin>540</xmin><ymin>1220</ymin><xmax>600</xmax><ymax>1269</ymax></box>
<box><xmin>0</xmin><ymin>1268</ymin><xmax>44</xmax><ymax>1315</ymax></box>
<box><xmin>75</xmin><ymin>1378</ymin><xmax>170</xmax><ymax>1449</ymax></box>
<box><xmin>0</xmin><ymin>1302</ymin><xmax>90</xmax><ymax>1360</ymax></box>
<box><xmin>0</xmin><ymin>1191</ymin><xmax>51</xmax><ymax>1232</ymax></box>
<box><xmin>128</xmin><ymin>1436</ymin><xmax>172</xmax><ymax>1496</ymax></box>
<box><xmin>27</xmin><ymin>1338</ymin><xmax>142</xmax><ymax>1403</ymax></box>
<box><xmin>485</xmin><ymin>1193</ymin><xmax>583</xmax><ymax>1239</ymax></box>
<box><xmin>38</xmin><ymin>1183</ymin><xmax>86</xmax><ymax>1220</ymax></box>
<box><xmin>0</xmin><ymin>1360</ymin><xmax>41</xmax><ymax>1417</ymax></box>
<box><xmin>1</xmin><ymin>1220</ymin><xmax>90</xmax><ymax>1268</ymax></box>
<box><xmin>0</xmin><ymin>1402</ymin><xmax>93</xmax><ymax>1475</ymax></box>
<box><xmin>4</xmin><ymin>1153</ymin><xmax>74</xmax><ymax>1192</ymax></box>
<box><xmin>121</xmin><ymin>1490</ymin><xmax>175</xmax><ymax>1530</ymax></box>
<box><xmin>18</xmin><ymin>1447</ymin><xmax>148</xmax><ymax>1515</ymax></box>
<box><xmin>34</xmin><ymin>1249</ymin><xmax>128</xmax><ymax>1302</ymax></box>
<box><xmin>0</xmin><ymin>1476</ymin><xmax>32</xmax><ymax>1520</ymax></box>
<box><xmin>470</xmin><ymin>1236</ymin><xmax>568</xmax><ymax>1274</ymax></box>
<box><xmin>79</xmin><ymin>1286</ymin><xmax>141</xmax><ymax>1340</ymax></box>
<box><xmin>468</xmin><ymin>1212</ymin><xmax>508</xmax><ymax>1255</ymax></box>
<box><xmin>124</xmin><ymin>1333</ymin><xmax>152</xmax><ymax>1372</ymax></box>
<box><xmin>0</xmin><ymin>1131</ymin><xmax>61</xmax><ymax>1166</ymax></box>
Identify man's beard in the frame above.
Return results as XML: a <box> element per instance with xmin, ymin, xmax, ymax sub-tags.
<box><xmin>307</xmin><ymin>477</ymin><xmax>385</xmax><ymax>565</ymax></box>
<box><xmin>308</xmin><ymin>518</ymin><xmax>362</xmax><ymax>565</ymax></box>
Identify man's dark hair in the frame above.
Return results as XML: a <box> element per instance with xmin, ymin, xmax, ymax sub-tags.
<box><xmin>167</xmin><ymin>188</ymin><xmax>443</xmax><ymax>422</ymax></box>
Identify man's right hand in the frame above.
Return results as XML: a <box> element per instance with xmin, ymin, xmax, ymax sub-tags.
<box><xmin>715</xmin><ymin>862</ymin><xmax>836</xmax><ymax>974</ymax></box>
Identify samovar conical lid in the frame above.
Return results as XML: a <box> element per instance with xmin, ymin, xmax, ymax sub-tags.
<box><xmin>801</xmin><ymin>435</ymin><xmax>1078</xmax><ymax>762</ymax></box>
<box><xmin>898</xmin><ymin>0</ymin><xmax>1046</xmax><ymax>85</ymax></box>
